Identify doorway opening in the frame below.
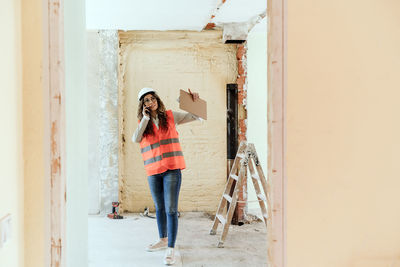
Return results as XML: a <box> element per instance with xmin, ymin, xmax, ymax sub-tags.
<box><xmin>44</xmin><ymin>0</ymin><xmax>286</xmax><ymax>266</ymax></box>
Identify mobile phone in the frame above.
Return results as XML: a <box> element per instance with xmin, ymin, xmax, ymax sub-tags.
<box><xmin>144</xmin><ymin>107</ymin><xmax>150</xmax><ymax>115</ymax></box>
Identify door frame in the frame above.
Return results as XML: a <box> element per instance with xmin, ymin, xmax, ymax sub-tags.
<box><xmin>43</xmin><ymin>0</ymin><xmax>287</xmax><ymax>266</ymax></box>
<box><xmin>43</xmin><ymin>0</ymin><xmax>66</xmax><ymax>266</ymax></box>
<box><xmin>267</xmin><ymin>0</ymin><xmax>287</xmax><ymax>265</ymax></box>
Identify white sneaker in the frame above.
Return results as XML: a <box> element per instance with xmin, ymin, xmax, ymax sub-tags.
<box><xmin>146</xmin><ymin>239</ymin><xmax>168</xmax><ymax>252</ymax></box>
<box><xmin>163</xmin><ymin>247</ymin><xmax>175</xmax><ymax>265</ymax></box>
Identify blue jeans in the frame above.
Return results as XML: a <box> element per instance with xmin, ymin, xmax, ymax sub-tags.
<box><xmin>147</xmin><ymin>169</ymin><xmax>182</xmax><ymax>248</ymax></box>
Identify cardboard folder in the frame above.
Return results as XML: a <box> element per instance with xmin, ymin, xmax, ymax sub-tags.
<box><xmin>179</xmin><ymin>89</ymin><xmax>207</xmax><ymax>120</ymax></box>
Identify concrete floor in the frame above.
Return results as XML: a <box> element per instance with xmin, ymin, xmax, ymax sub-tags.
<box><xmin>89</xmin><ymin>212</ymin><xmax>268</xmax><ymax>267</ymax></box>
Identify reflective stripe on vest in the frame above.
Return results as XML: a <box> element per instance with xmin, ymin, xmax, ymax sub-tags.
<box><xmin>143</xmin><ymin>155</ymin><xmax>162</xmax><ymax>165</ymax></box>
<box><xmin>140</xmin><ymin>138</ymin><xmax>180</xmax><ymax>154</ymax></box>
<box><xmin>143</xmin><ymin>150</ymin><xmax>183</xmax><ymax>166</ymax></box>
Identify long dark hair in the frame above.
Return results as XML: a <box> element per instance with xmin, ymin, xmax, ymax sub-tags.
<box><xmin>137</xmin><ymin>92</ymin><xmax>169</xmax><ymax>137</ymax></box>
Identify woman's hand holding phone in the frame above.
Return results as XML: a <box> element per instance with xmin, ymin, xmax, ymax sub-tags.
<box><xmin>142</xmin><ymin>106</ymin><xmax>150</xmax><ymax>118</ymax></box>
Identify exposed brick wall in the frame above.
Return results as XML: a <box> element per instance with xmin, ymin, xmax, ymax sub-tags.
<box><xmin>204</xmin><ymin>23</ymin><xmax>216</xmax><ymax>30</ymax></box>
<box><xmin>237</xmin><ymin>44</ymin><xmax>247</xmax><ymax>142</ymax></box>
<box><xmin>234</xmin><ymin>43</ymin><xmax>248</xmax><ymax>223</ymax></box>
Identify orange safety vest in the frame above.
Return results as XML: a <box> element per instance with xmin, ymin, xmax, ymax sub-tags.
<box><xmin>140</xmin><ymin>110</ymin><xmax>186</xmax><ymax>176</ymax></box>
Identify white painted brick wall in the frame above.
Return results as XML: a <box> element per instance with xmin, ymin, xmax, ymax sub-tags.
<box><xmin>119</xmin><ymin>31</ymin><xmax>237</xmax><ymax>213</ymax></box>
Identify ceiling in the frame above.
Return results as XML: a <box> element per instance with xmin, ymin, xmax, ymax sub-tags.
<box><xmin>86</xmin><ymin>0</ymin><xmax>267</xmax><ymax>32</ymax></box>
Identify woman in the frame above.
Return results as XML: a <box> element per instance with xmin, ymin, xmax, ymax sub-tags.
<box><xmin>132</xmin><ymin>87</ymin><xmax>200</xmax><ymax>265</ymax></box>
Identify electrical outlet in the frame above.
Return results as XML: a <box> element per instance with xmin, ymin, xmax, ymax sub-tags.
<box><xmin>0</xmin><ymin>214</ymin><xmax>12</xmax><ymax>248</ymax></box>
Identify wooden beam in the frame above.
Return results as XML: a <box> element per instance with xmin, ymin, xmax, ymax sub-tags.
<box><xmin>267</xmin><ymin>0</ymin><xmax>287</xmax><ymax>265</ymax></box>
<box><xmin>46</xmin><ymin>0</ymin><xmax>66</xmax><ymax>266</ymax></box>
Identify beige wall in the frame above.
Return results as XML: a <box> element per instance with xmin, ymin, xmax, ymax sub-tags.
<box><xmin>21</xmin><ymin>0</ymin><xmax>47</xmax><ymax>266</ymax></box>
<box><xmin>0</xmin><ymin>0</ymin><xmax>23</xmax><ymax>266</ymax></box>
<box><xmin>119</xmin><ymin>31</ymin><xmax>237</xmax><ymax>212</ymax></box>
<box><xmin>288</xmin><ymin>0</ymin><xmax>400</xmax><ymax>266</ymax></box>
<box><xmin>1</xmin><ymin>1</ymin><xmax>47</xmax><ymax>266</ymax></box>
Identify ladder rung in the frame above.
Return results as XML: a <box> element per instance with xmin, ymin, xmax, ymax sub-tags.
<box><xmin>230</xmin><ymin>174</ymin><xmax>238</xmax><ymax>181</ymax></box>
<box><xmin>216</xmin><ymin>214</ymin><xmax>226</xmax><ymax>225</ymax></box>
<box><xmin>223</xmin><ymin>194</ymin><xmax>232</xmax><ymax>203</ymax></box>
<box><xmin>251</xmin><ymin>174</ymin><xmax>260</xmax><ymax>181</ymax></box>
<box><xmin>257</xmin><ymin>194</ymin><xmax>266</xmax><ymax>201</ymax></box>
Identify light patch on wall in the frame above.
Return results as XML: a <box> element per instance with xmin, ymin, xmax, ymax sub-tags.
<box><xmin>246</xmin><ymin>18</ymin><xmax>268</xmax><ymax>218</ymax></box>
<box><xmin>87</xmin><ymin>30</ymin><xmax>119</xmax><ymax>215</ymax></box>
